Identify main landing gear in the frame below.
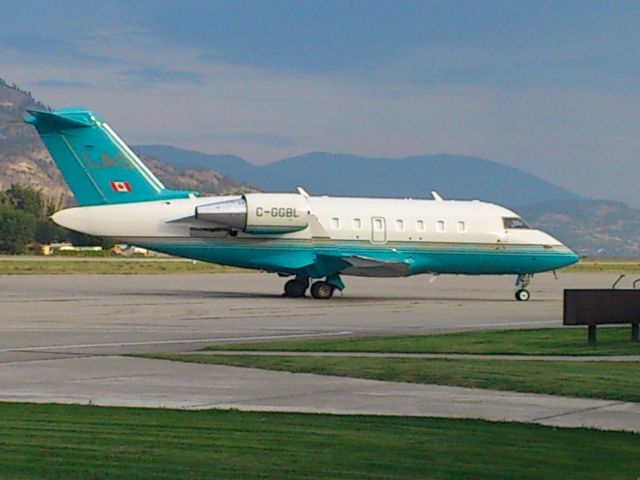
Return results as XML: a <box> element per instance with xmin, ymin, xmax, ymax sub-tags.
<box><xmin>283</xmin><ymin>276</ymin><xmax>309</xmax><ymax>298</ymax></box>
<box><xmin>310</xmin><ymin>281</ymin><xmax>335</xmax><ymax>299</ymax></box>
<box><xmin>515</xmin><ymin>273</ymin><xmax>532</xmax><ymax>301</ymax></box>
<box><xmin>282</xmin><ymin>274</ymin><xmax>342</xmax><ymax>299</ymax></box>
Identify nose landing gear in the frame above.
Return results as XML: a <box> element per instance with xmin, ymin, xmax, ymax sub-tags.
<box><xmin>515</xmin><ymin>273</ymin><xmax>532</xmax><ymax>301</ymax></box>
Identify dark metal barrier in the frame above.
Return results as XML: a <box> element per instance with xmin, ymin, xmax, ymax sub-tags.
<box><xmin>563</xmin><ymin>289</ymin><xmax>640</xmax><ymax>345</ymax></box>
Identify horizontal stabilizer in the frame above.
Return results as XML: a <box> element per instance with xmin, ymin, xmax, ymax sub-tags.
<box><xmin>24</xmin><ymin>109</ymin><xmax>93</xmax><ymax>131</ymax></box>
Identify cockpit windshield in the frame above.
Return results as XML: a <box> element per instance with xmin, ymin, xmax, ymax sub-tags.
<box><xmin>503</xmin><ymin>217</ymin><xmax>529</xmax><ymax>229</ymax></box>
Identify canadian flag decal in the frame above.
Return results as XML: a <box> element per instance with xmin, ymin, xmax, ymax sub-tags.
<box><xmin>110</xmin><ymin>181</ymin><xmax>132</xmax><ymax>192</ymax></box>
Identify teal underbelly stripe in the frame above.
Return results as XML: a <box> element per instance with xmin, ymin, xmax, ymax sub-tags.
<box><xmin>121</xmin><ymin>236</ymin><xmax>577</xmax><ymax>276</ymax></box>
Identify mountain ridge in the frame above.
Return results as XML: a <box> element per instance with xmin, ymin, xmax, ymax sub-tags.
<box><xmin>136</xmin><ymin>145</ymin><xmax>581</xmax><ymax>207</ymax></box>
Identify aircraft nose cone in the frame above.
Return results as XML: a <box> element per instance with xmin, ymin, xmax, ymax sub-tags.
<box><xmin>557</xmin><ymin>249</ymin><xmax>579</xmax><ymax>269</ymax></box>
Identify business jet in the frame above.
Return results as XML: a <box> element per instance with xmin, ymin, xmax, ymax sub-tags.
<box><xmin>25</xmin><ymin>108</ymin><xmax>578</xmax><ymax>300</ymax></box>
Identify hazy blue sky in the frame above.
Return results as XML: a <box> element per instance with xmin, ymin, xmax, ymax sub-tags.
<box><xmin>1</xmin><ymin>1</ymin><xmax>639</xmax><ymax>204</ymax></box>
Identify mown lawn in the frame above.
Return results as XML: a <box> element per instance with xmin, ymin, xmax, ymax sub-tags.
<box><xmin>0</xmin><ymin>259</ymin><xmax>246</xmax><ymax>275</ymax></box>
<box><xmin>0</xmin><ymin>403</ymin><xmax>638</xmax><ymax>480</ymax></box>
<box><xmin>155</xmin><ymin>354</ymin><xmax>640</xmax><ymax>403</ymax></box>
<box><xmin>565</xmin><ymin>258</ymin><xmax>640</xmax><ymax>273</ymax></box>
<box><xmin>209</xmin><ymin>327</ymin><xmax>640</xmax><ymax>356</ymax></box>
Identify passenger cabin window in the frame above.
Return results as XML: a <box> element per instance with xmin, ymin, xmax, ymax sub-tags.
<box><xmin>373</xmin><ymin>218</ymin><xmax>384</xmax><ymax>231</ymax></box>
<box><xmin>416</xmin><ymin>220</ymin><xmax>425</xmax><ymax>231</ymax></box>
<box><xmin>353</xmin><ymin>218</ymin><xmax>362</xmax><ymax>230</ymax></box>
<box><xmin>457</xmin><ymin>221</ymin><xmax>466</xmax><ymax>233</ymax></box>
<box><xmin>395</xmin><ymin>219</ymin><xmax>404</xmax><ymax>231</ymax></box>
<box><xmin>331</xmin><ymin>217</ymin><xmax>340</xmax><ymax>229</ymax></box>
<box><xmin>436</xmin><ymin>220</ymin><xmax>446</xmax><ymax>232</ymax></box>
<box><xmin>503</xmin><ymin>217</ymin><xmax>529</xmax><ymax>229</ymax></box>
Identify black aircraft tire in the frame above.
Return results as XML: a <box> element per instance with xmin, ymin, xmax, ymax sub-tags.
<box><xmin>515</xmin><ymin>289</ymin><xmax>530</xmax><ymax>302</ymax></box>
<box><xmin>311</xmin><ymin>281</ymin><xmax>334</xmax><ymax>300</ymax></box>
<box><xmin>284</xmin><ymin>279</ymin><xmax>307</xmax><ymax>298</ymax></box>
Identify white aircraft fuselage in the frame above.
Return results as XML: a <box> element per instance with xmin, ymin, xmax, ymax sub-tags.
<box><xmin>53</xmin><ymin>193</ymin><xmax>577</xmax><ymax>281</ymax></box>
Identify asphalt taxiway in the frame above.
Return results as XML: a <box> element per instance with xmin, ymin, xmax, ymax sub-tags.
<box><xmin>0</xmin><ymin>271</ymin><xmax>620</xmax><ymax>359</ymax></box>
<box><xmin>1</xmin><ymin>272</ymin><xmax>638</xmax><ymax>432</ymax></box>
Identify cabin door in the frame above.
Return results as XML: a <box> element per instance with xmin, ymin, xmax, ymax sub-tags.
<box><xmin>371</xmin><ymin>217</ymin><xmax>387</xmax><ymax>243</ymax></box>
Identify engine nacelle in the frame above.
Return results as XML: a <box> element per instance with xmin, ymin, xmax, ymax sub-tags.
<box><xmin>244</xmin><ymin>193</ymin><xmax>309</xmax><ymax>233</ymax></box>
<box><xmin>195</xmin><ymin>193</ymin><xmax>310</xmax><ymax>234</ymax></box>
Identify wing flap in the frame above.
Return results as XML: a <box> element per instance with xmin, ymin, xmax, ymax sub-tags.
<box><xmin>316</xmin><ymin>253</ymin><xmax>411</xmax><ymax>277</ymax></box>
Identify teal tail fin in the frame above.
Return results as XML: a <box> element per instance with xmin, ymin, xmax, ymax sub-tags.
<box><xmin>24</xmin><ymin>107</ymin><xmax>191</xmax><ymax>206</ymax></box>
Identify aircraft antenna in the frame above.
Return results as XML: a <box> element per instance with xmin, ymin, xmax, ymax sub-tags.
<box><xmin>297</xmin><ymin>186</ymin><xmax>310</xmax><ymax>198</ymax></box>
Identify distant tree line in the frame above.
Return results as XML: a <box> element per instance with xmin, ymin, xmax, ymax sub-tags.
<box><xmin>0</xmin><ymin>185</ymin><xmax>110</xmax><ymax>254</ymax></box>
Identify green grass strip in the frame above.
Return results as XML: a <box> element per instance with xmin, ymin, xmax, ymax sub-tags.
<box><xmin>565</xmin><ymin>258</ymin><xmax>640</xmax><ymax>273</ymax></box>
<box><xmin>209</xmin><ymin>327</ymin><xmax>640</xmax><ymax>356</ymax></box>
<box><xmin>0</xmin><ymin>259</ymin><xmax>246</xmax><ymax>275</ymax></box>
<box><xmin>0</xmin><ymin>403</ymin><xmax>638</xmax><ymax>479</ymax></box>
<box><xmin>156</xmin><ymin>354</ymin><xmax>640</xmax><ymax>403</ymax></box>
